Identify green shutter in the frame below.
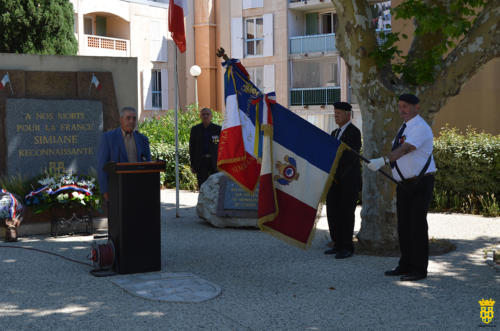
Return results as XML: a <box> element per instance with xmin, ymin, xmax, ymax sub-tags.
<box><xmin>305</xmin><ymin>13</ymin><xmax>319</xmax><ymax>35</ymax></box>
<box><xmin>96</xmin><ymin>16</ymin><xmax>107</xmax><ymax>36</ymax></box>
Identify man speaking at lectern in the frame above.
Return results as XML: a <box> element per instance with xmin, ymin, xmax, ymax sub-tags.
<box><xmin>97</xmin><ymin>107</ymin><xmax>151</xmax><ymax>201</ymax></box>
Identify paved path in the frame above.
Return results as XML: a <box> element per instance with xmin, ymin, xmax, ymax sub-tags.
<box><xmin>1</xmin><ymin>189</ymin><xmax>499</xmax><ymax>330</ymax></box>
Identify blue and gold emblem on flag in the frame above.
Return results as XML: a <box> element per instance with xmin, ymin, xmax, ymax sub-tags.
<box><xmin>274</xmin><ymin>155</ymin><xmax>299</xmax><ymax>185</ymax></box>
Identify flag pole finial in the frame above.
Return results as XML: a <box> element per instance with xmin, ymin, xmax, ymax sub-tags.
<box><xmin>216</xmin><ymin>47</ymin><xmax>229</xmax><ymax>61</ymax></box>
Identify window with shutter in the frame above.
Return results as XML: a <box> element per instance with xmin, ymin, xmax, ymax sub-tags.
<box><xmin>263</xmin><ymin>64</ymin><xmax>275</xmax><ymax>93</ymax></box>
<box><xmin>231</xmin><ymin>17</ymin><xmax>243</xmax><ymax>59</ymax></box>
<box><xmin>150</xmin><ymin>21</ymin><xmax>163</xmax><ymax>61</ymax></box>
<box><xmin>151</xmin><ymin>70</ymin><xmax>162</xmax><ymax>109</ymax></box>
<box><xmin>242</xmin><ymin>0</ymin><xmax>263</xmax><ymax>9</ymax></box>
<box><xmin>143</xmin><ymin>70</ymin><xmax>153</xmax><ymax>110</ymax></box>
<box><xmin>263</xmin><ymin>13</ymin><xmax>273</xmax><ymax>57</ymax></box>
<box><xmin>161</xmin><ymin>69</ymin><xmax>168</xmax><ymax>110</ymax></box>
<box><xmin>247</xmin><ymin>67</ymin><xmax>264</xmax><ymax>90</ymax></box>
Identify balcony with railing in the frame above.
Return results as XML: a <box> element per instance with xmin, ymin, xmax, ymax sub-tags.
<box><xmin>290</xmin><ymin>87</ymin><xmax>341</xmax><ymax>106</ymax></box>
<box><xmin>290</xmin><ymin>33</ymin><xmax>336</xmax><ymax>55</ymax></box>
<box><xmin>82</xmin><ymin>35</ymin><xmax>130</xmax><ymax>57</ymax></box>
<box><xmin>288</xmin><ymin>0</ymin><xmax>332</xmax><ymax>11</ymax></box>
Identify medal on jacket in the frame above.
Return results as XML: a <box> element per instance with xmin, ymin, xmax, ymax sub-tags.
<box><xmin>212</xmin><ymin>135</ymin><xmax>219</xmax><ymax>144</ymax></box>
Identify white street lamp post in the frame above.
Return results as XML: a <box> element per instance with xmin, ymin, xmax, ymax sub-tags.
<box><xmin>190</xmin><ymin>65</ymin><xmax>202</xmax><ymax>109</ymax></box>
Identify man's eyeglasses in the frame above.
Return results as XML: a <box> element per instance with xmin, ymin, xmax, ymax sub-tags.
<box><xmin>201</xmin><ymin>113</ymin><xmax>211</xmax><ymax>117</ymax></box>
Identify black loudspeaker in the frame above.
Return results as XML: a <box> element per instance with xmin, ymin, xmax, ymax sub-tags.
<box><xmin>105</xmin><ymin>161</ymin><xmax>165</xmax><ymax>274</ymax></box>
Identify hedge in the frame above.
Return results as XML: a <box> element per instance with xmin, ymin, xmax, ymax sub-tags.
<box><xmin>150</xmin><ymin>143</ymin><xmax>197</xmax><ymax>190</ymax></box>
<box><xmin>140</xmin><ymin>105</ymin><xmax>223</xmax><ymax>190</ymax></box>
<box><xmin>431</xmin><ymin>127</ymin><xmax>499</xmax><ymax>216</ymax></box>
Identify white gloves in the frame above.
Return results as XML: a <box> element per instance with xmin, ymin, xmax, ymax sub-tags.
<box><xmin>367</xmin><ymin>157</ymin><xmax>385</xmax><ymax>171</ymax></box>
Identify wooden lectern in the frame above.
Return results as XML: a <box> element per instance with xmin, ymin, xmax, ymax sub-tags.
<box><xmin>104</xmin><ymin>161</ymin><xmax>166</xmax><ymax>274</ymax></box>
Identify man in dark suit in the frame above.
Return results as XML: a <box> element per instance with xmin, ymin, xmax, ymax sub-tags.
<box><xmin>189</xmin><ymin>108</ymin><xmax>221</xmax><ymax>189</ymax></box>
<box><xmin>324</xmin><ymin>102</ymin><xmax>361</xmax><ymax>259</ymax></box>
<box><xmin>97</xmin><ymin>107</ymin><xmax>151</xmax><ymax>201</ymax></box>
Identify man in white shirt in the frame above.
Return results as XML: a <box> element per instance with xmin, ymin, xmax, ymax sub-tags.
<box><xmin>367</xmin><ymin>93</ymin><xmax>436</xmax><ymax>281</ymax></box>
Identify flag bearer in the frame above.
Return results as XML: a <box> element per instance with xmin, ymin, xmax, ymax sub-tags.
<box><xmin>367</xmin><ymin>93</ymin><xmax>436</xmax><ymax>281</ymax></box>
<box><xmin>325</xmin><ymin>102</ymin><xmax>362</xmax><ymax>259</ymax></box>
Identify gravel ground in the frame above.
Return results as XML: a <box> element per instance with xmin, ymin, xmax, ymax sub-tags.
<box><xmin>0</xmin><ymin>189</ymin><xmax>498</xmax><ymax>330</ymax></box>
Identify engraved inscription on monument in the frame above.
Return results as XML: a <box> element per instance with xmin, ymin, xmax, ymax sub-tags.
<box><xmin>216</xmin><ymin>176</ymin><xmax>258</xmax><ymax>218</ymax></box>
<box><xmin>6</xmin><ymin>99</ymin><xmax>103</xmax><ymax>177</ymax></box>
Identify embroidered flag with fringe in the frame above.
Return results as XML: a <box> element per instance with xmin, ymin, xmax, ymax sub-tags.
<box><xmin>258</xmin><ymin>102</ymin><xmax>345</xmax><ymax>249</ymax></box>
<box><xmin>217</xmin><ymin>59</ymin><xmax>262</xmax><ymax>191</ymax></box>
<box><xmin>218</xmin><ymin>59</ymin><xmax>345</xmax><ymax>249</ymax></box>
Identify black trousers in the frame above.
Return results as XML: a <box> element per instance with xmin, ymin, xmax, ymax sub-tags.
<box><xmin>196</xmin><ymin>157</ymin><xmax>217</xmax><ymax>189</ymax></box>
<box><xmin>326</xmin><ymin>183</ymin><xmax>358</xmax><ymax>252</ymax></box>
<box><xmin>396</xmin><ymin>175</ymin><xmax>435</xmax><ymax>275</ymax></box>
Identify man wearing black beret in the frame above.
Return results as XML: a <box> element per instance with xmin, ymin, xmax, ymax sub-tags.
<box><xmin>324</xmin><ymin>101</ymin><xmax>361</xmax><ymax>259</ymax></box>
<box><xmin>367</xmin><ymin>93</ymin><xmax>436</xmax><ymax>281</ymax></box>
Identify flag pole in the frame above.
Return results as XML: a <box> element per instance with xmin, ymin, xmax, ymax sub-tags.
<box><xmin>7</xmin><ymin>73</ymin><xmax>14</xmax><ymax>96</ymax></box>
<box><xmin>343</xmin><ymin>144</ymin><xmax>398</xmax><ymax>184</ymax></box>
<box><xmin>174</xmin><ymin>47</ymin><xmax>180</xmax><ymax>217</ymax></box>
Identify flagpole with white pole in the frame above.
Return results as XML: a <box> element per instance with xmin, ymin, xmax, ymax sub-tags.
<box><xmin>168</xmin><ymin>0</ymin><xmax>187</xmax><ymax>218</ymax></box>
<box><xmin>174</xmin><ymin>47</ymin><xmax>180</xmax><ymax>218</ymax></box>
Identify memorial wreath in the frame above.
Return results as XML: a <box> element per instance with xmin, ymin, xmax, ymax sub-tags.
<box><xmin>25</xmin><ymin>173</ymin><xmax>102</xmax><ymax>215</ymax></box>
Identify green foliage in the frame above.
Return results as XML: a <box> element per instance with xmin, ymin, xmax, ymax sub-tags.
<box><xmin>138</xmin><ymin>104</ymin><xmax>224</xmax><ymax>145</ymax></box>
<box><xmin>149</xmin><ymin>143</ymin><xmax>197</xmax><ymax>190</ymax></box>
<box><xmin>139</xmin><ymin>104</ymin><xmax>223</xmax><ymax>190</ymax></box>
<box><xmin>0</xmin><ymin>0</ymin><xmax>78</xmax><ymax>55</ymax></box>
<box><xmin>431</xmin><ymin>127</ymin><xmax>500</xmax><ymax>216</ymax></box>
<box><xmin>370</xmin><ymin>0</ymin><xmax>486</xmax><ymax>85</ymax></box>
<box><xmin>0</xmin><ymin>174</ymin><xmax>32</xmax><ymax>201</ymax></box>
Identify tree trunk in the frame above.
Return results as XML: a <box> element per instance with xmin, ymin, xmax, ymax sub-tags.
<box><xmin>330</xmin><ymin>0</ymin><xmax>500</xmax><ymax>252</ymax></box>
<box><xmin>356</xmin><ymin>91</ymin><xmax>401</xmax><ymax>251</ymax></box>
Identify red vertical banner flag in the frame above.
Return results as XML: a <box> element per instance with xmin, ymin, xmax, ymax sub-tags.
<box><xmin>168</xmin><ymin>0</ymin><xmax>187</xmax><ymax>53</ymax></box>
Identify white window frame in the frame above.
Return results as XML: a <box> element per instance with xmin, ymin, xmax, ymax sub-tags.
<box><xmin>244</xmin><ymin>17</ymin><xmax>264</xmax><ymax>57</ymax></box>
<box><xmin>319</xmin><ymin>12</ymin><xmax>336</xmax><ymax>34</ymax></box>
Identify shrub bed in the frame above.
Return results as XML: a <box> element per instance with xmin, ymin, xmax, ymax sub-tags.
<box><xmin>431</xmin><ymin>127</ymin><xmax>499</xmax><ymax>216</ymax></box>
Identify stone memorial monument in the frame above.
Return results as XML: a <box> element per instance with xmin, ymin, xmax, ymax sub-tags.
<box><xmin>6</xmin><ymin>99</ymin><xmax>103</xmax><ymax>177</ymax></box>
<box><xmin>0</xmin><ymin>70</ymin><xmax>120</xmax><ymax>177</ymax></box>
<box><xmin>196</xmin><ymin>172</ymin><xmax>259</xmax><ymax>228</ymax></box>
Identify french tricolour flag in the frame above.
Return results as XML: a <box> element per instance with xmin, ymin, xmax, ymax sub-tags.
<box><xmin>168</xmin><ymin>0</ymin><xmax>187</xmax><ymax>53</ymax></box>
<box><xmin>0</xmin><ymin>73</ymin><xmax>10</xmax><ymax>88</ymax></box>
<box><xmin>217</xmin><ymin>59</ymin><xmax>261</xmax><ymax>191</ymax></box>
<box><xmin>218</xmin><ymin>59</ymin><xmax>345</xmax><ymax>249</ymax></box>
<box><xmin>258</xmin><ymin>102</ymin><xmax>345</xmax><ymax>249</ymax></box>
<box><xmin>91</xmin><ymin>74</ymin><xmax>102</xmax><ymax>90</ymax></box>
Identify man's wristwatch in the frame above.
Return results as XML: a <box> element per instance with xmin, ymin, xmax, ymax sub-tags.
<box><xmin>384</xmin><ymin>156</ymin><xmax>390</xmax><ymax>164</ymax></box>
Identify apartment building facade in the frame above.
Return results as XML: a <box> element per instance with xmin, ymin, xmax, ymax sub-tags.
<box><xmin>70</xmin><ymin>0</ymin><xmax>193</xmax><ymax>119</ymax></box>
<box><xmin>68</xmin><ymin>0</ymin><xmax>498</xmax><ymax>134</ymax></box>
<box><xmin>215</xmin><ymin>0</ymin><xmax>357</xmax><ymax>134</ymax></box>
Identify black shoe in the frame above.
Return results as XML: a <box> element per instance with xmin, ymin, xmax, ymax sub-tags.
<box><xmin>324</xmin><ymin>248</ymin><xmax>337</xmax><ymax>255</ymax></box>
<box><xmin>335</xmin><ymin>249</ymin><xmax>353</xmax><ymax>259</ymax></box>
<box><xmin>384</xmin><ymin>267</ymin><xmax>409</xmax><ymax>276</ymax></box>
<box><xmin>400</xmin><ymin>273</ymin><xmax>427</xmax><ymax>281</ymax></box>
